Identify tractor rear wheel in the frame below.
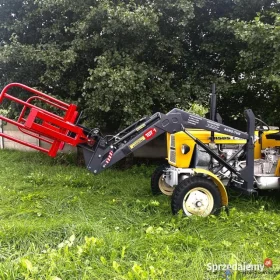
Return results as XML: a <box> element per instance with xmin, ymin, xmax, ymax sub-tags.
<box><xmin>151</xmin><ymin>164</ymin><xmax>174</xmax><ymax>196</ymax></box>
<box><xmin>171</xmin><ymin>176</ymin><xmax>222</xmax><ymax>216</ymax></box>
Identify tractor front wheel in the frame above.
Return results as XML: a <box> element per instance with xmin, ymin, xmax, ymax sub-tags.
<box><xmin>151</xmin><ymin>164</ymin><xmax>174</xmax><ymax>196</ymax></box>
<box><xmin>171</xmin><ymin>176</ymin><xmax>222</xmax><ymax>217</ymax></box>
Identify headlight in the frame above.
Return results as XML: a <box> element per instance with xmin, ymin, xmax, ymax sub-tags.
<box><xmin>181</xmin><ymin>144</ymin><xmax>190</xmax><ymax>154</ymax></box>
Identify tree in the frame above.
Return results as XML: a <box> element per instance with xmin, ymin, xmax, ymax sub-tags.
<box><xmin>0</xmin><ymin>0</ymin><xmax>279</xmax><ymax>131</ymax></box>
<box><xmin>218</xmin><ymin>9</ymin><xmax>280</xmax><ymax>126</ymax></box>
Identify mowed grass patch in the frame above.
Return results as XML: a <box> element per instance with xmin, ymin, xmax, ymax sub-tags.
<box><xmin>0</xmin><ymin>150</ymin><xmax>280</xmax><ymax>279</ymax></box>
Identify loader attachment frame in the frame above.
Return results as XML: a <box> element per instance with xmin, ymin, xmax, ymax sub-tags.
<box><xmin>0</xmin><ymin>83</ymin><xmax>91</xmax><ymax>157</ymax></box>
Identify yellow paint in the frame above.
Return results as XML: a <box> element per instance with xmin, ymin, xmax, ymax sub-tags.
<box><xmin>261</xmin><ymin>130</ymin><xmax>280</xmax><ymax>148</ymax></box>
<box><xmin>275</xmin><ymin>160</ymin><xmax>280</xmax><ymax>176</ymax></box>
<box><xmin>135</xmin><ymin>123</ymin><xmax>146</xmax><ymax>131</ymax></box>
<box><xmin>167</xmin><ymin>132</ymin><xmax>196</xmax><ymax>167</ymax></box>
<box><xmin>129</xmin><ymin>136</ymin><xmax>145</xmax><ymax>149</ymax></box>
<box><xmin>255</xmin><ymin>130</ymin><xmax>280</xmax><ymax>159</ymax></box>
<box><xmin>193</xmin><ymin>168</ymin><xmax>228</xmax><ymax>206</ymax></box>
<box><xmin>167</xmin><ymin>129</ymin><xmax>280</xmax><ymax>167</ymax></box>
<box><xmin>167</xmin><ymin>130</ymin><xmax>246</xmax><ymax>168</ymax></box>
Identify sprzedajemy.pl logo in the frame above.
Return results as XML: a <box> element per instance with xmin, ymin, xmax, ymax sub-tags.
<box><xmin>207</xmin><ymin>258</ymin><xmax>273</xmax><ymax>275</ymax></box>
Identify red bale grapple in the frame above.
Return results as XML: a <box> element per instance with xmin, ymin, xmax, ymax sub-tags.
<box><xmin>0</xmin><ymin>83</ymin><xmax>93</xmax><ymax>157</ymax></box>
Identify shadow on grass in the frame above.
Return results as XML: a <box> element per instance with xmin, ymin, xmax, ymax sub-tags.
<box><xmin>227</xmin><ymin>188</ymin><xmax>280</xmax><ymax>215</ymax></box>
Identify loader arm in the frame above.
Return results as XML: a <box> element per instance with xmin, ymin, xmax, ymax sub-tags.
<box><xmin>79</xmin><ymin>108</ymin><xmax>255</xmax><ymax>194</ymax></box>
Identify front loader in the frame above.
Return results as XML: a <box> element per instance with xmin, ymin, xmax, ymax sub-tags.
<box><xmin>1</xmin><ymin>83</ymin><xmax>280</xmax><ymax>217</ymax></box>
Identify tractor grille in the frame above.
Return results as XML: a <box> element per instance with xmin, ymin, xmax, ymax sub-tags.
<box><xmin>169</xmin><ymin>149</ymin><xmax>176</xmax><ymax>164</ymax></box>
<box><xmin>170</xmin><ymin>134</ymin><xmax>175</xmax><ymax>148</ymax></box>
<box><xmin>169</xmin><ymin>134</ymin><xmax>176</xmax><ymax>164</ymax></box>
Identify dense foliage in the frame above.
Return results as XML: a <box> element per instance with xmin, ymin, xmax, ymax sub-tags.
<box><xmin>0</xmin><ymin>0</ymin><xmax>279</xmax><ymax>130</ymax></box>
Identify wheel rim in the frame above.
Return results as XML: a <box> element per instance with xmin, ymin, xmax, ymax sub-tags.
<box><xmin>158</xmin><ymin>175</ymin><xmax>174</xmax><ymax>196</ymax></box>
<box><xmin>182</xmin><ymin>187</ymin><xmax>214</xmax><ymax>217</ymax></box>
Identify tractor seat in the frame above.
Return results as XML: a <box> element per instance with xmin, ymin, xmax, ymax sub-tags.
<box><xmin>266</xmin><ymin>132</ymin><xmax>280</xmax><ymax>140</ymax></box>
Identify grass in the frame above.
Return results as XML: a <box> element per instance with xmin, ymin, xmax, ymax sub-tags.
<box><xmin>0</xmin><ymin>150</ymin><xmax>280</xmax><ymax>279</ymax></box>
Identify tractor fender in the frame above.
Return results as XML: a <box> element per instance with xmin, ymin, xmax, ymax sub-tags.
<box><xmin>192</xmin><ymin>168</ymin><xmax>228</xmax><ymax>206</ymax></box>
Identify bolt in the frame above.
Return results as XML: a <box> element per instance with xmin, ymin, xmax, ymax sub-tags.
<box><xmin>98</xmin><ymin>154</ymin><xmax>101</xmax><ymax>158</ymax></box>
<box><xmin>88</xmin><ymin>166</ymin><xmax>91</xmax><ymax>169</ymax></box>
<box><xmin>94</xmin><ymin>170</ymin><xmax>97</xmax><ymax>173</ymax></box>
<box><xmin>196</xmin><ymin>201</ymin><xmax>202</xmax><ymax>207</ymax></box>
<box><xmin>110</xmin><ymin>145</ymin><xmax>114</xmax><ymax>149</ymax></box>
<box><xmin>103</xmin><ymin>165</ymin><xmax>106</xmax><ymax>168</ymax></box>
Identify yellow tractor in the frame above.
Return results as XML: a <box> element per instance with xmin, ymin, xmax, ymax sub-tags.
<box><xmin>151</xmin><ymin>128</ymin><xmax>280</xmax><ymax>216</ymax></box>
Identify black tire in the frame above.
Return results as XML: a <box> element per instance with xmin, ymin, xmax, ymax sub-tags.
<box><xmin>171</xmin><ymin>176</ymin><xmax>222</xmax><ymax>216</ymax></box>
<box><xmin>150</xmin><ymin>164</ymin><xmax>174</xmax><ymax>196</ymax></box>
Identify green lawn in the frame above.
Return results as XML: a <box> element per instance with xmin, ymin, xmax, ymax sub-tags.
<box><xmin>0</xmin><ymin>150</ymin><xmax>280</xmax><ymax>279</ymax></box>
